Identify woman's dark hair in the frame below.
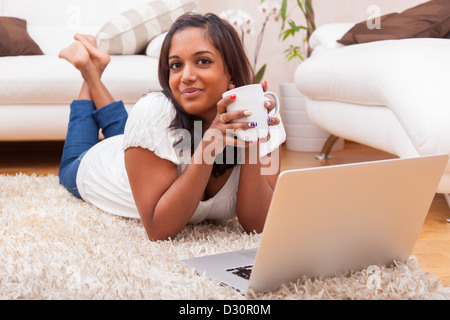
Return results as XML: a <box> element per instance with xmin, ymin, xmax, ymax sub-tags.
<box><xmin>158</xmin><ymin>12</ymin><xmax>255</xmax><ymax>177</ymax></box>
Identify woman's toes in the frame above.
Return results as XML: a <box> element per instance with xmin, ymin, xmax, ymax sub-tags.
<box><xmin>58</xmin><ymin>41</ymin><xmax>90</xmax><ymax>70</ymax></box>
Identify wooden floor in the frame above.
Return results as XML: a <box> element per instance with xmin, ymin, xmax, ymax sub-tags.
<box><xmin>1</xmin><ymin>140</ymin><xmax>449</xmax><ymax>286</ymax></box>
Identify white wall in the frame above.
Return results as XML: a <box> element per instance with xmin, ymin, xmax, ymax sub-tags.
<box><xmin>1</xmin><ymin>0</ymin><xmax>150</xmax><ymax>27</ymax></box>
<box><xmin>196</xmin><ymin>0</ymin><xmax>428</xmax><ymax>96</ymax></box>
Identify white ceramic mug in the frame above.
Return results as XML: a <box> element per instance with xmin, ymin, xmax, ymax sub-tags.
<box><xmin>222</xmin><ymin>84</ymin><xmax>280</xmax><ymax>141</ymax></box>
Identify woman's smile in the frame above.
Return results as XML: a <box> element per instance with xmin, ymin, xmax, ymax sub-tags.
<box><xmin>181</xmin><ymin>87</ymin><xmax>204</xmax><ymax>98</ymax></box>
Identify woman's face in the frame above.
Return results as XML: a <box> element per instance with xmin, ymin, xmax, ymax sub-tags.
<box><xmin>168</xmin><ymin>27</ymin><xmax>231</xmax><ymax>123</ymax></box>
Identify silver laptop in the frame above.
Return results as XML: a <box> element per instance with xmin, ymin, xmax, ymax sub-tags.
<box><xmin>181</xmin><ymin>155</ymin><xmax>448</xmax><ymax>293</ymax></box>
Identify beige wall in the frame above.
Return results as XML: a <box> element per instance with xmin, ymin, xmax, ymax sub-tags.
<box><xmin>313</xmin><ymin>0</ymin><xmax>427</xmax><ymax>24</ymax></box>
<box><xmin>196</xmin><ymin>0</ymin><xmax>428</xmax><ymax>96</ymax></box>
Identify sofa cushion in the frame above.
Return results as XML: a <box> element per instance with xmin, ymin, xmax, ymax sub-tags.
<box><xmin>296</xmin><ymin>38</ymin><xmax>450</xmax><ymax>158</ymax></box>
<box><xmin>96</xmin><ymin>0</ymin><xmax>197</xmax><ymax>55</ymax></box>
<box><xmin>0</xmin><ymin>17</ymin><xmax>43</xmax><ymax>56</ymax></box>
<box><xmin>338</xmin><ymin>0</ymin><xmax>450</xmax><ymax>45</ymax></box>
<box><xmin>0</xmin><ymin>55</ymin><xmax>161</xmax><ymax>104</ymax></box>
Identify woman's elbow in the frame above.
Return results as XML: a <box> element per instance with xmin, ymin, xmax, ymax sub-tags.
<box><xmin>144</xmin><ymin>225</ymin><xmax>176</xmax><ymax>242</ymax></box>
<box><xmin>237</xmin><ymin>213</ymin><xmax>266</xmax><ymax>235</ymax></box>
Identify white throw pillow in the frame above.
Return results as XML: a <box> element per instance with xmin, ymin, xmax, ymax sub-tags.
<box><xmin>309</xmin><ymin>23</ymin><xmax>354</xmax><ymax>51</ymax></box>
<box><xmin>97</xmin><ymin>0</ymin><xmax>197</xmax><ymax>55</ymax></box>
<box><xmin>145</xmin><ymin>31</ymin><xmax>167</xmax><ymax>58</ymax></box>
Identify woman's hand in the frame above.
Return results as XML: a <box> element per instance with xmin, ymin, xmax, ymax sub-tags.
<box><xmin>205</xmin><ymin>94</ymin><xmax>254</xmax><ymax>149</ymax></box>
<box><xmin>205</xmin><ymin>81</ymin><xmax>281</xmax><ymax>151</ymax></box>
<box><xmin>261</xmin><ymin>81</ymin><xmax>280</xmax><ymax>142</ymax></box>
<box><xmin>262</xmin><ymin>81</ymin><xmax>280</xmax><ymax>127</ymax></box>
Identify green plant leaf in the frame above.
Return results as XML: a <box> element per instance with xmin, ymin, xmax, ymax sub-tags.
<box><xmin>284</xmin><ymin>46</ymin><xmax>305</xmax><ymax>62</ymax></box>
<box><xmin>255</xmin><ymin>64</ymin><xmax>267</xmax><ymax>84</ymax></box>
<box><xmin>280</xmin><ymin>0</ymin><xmax>288</xmax><ymax>29</ymax></box>
<box><xmin>288</xmin><ymin>20</ymin><xmax>300</xmax><ymax>32</ymax></box>
<box><xmin>282</xmin><ymin>29</ymin><xmax>295</xmax><ymax>40</ymax></box>
<box><xmin>296</xmin><ymin>0</ymin><xmax>305</xmax><ymax>15</ymax></box>
<box><xmin>305</xmin><ymin>0</ymin><xmax>314</xmax><ymax>16</ymax></box>
<box><xmin>278</xmin><ymin>0</ymin><xmax>316</xmax><ymax>62</ymax></box>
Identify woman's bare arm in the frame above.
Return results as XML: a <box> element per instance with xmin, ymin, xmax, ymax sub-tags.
<box><xmin>125</xmin><ymin>142</ymin><xmax>215</xmax><ymax>241</ymax></box>
<box><xmin>235</xmin><ymin>146</ymin><xmax>281</xmax><ymax>234</ymax></box>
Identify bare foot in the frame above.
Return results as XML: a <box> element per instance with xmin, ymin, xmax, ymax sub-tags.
<box><xmin>75</xmin><ymin>33</ymin><xmax>111</xmax><ymax>73</ymax></box>
<box><xmin>58</xmin><ymin>41</ymin><xmax>91</xmax><ymax>71</ymax></box>
<box><xmin>74</xmin><ymin>33</ymin><xmax>97</xmax><ymax>48</ymax></box>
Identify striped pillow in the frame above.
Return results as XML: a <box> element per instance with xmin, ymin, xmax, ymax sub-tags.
<box><xmin>97</xmin><ymin>0</ymin><xmax>197</xmax><ymax>55</ymax></box>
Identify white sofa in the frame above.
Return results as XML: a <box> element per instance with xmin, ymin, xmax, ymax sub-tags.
<box><xmin>0</xmin><ymin>0</ymin><xmax>196</xmax><ymax>141</ymax></box>
<box><xmin>295</xmin><ymin>23</ymin><xmax>450</xmax><ymax>207</ymax></box>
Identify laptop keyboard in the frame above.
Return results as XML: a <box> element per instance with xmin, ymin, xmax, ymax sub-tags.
<box><xmin>226</xmin><ymin>265</ymin><xmax>254</xmax><ymax>280</ymax></box>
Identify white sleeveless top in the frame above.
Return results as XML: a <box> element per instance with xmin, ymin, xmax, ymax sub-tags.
<box><xmin>76</xmin><ymin>92</ymin><xmax>286</xmax><ymax>223</ymax></box>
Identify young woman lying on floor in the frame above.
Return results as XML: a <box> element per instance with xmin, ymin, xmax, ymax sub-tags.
<box><xmin>58</xmin><ymin>13</ymin><xmax>285</xmax><ymax>241</ymax></box>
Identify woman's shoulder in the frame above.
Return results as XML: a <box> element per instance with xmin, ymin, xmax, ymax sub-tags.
<box><xmin>124</xmin><ymin>91</ymin><xmax>176</xmax><ymax>137</ymax></box>
<box><xmin>123</xmin><ymin>91</ymin><xmax>183</xmax><ymax>165</ymax></box>
<box><xmin>128</xmin><ymin>91</ymin><xmax>175</xmax><ymax>119</ymax></box>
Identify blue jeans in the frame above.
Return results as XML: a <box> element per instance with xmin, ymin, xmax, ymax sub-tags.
<box><xmin>59</xmin><ymin>99</ymin><xmax>128</xmax><ymax>199</ymax></box>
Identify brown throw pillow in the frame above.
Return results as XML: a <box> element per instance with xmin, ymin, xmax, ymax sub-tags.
<box><xmin>0</xmin><ymin>17</ymin><xmax>43</xmax><ymax>56</ymax></box>
<box><xmin>338</xmin><ymin>0</ymin><xmax>450</xmax><ymax>45</ymax></box>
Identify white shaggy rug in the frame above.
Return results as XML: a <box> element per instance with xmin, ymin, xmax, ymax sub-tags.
<box><xmin>1</xmin><ymin>173</ymin><xmax>449</xmax><ymax>300</ymax></box>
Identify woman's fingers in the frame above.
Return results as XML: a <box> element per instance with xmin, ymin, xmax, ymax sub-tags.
<box><xmin>261</xmin><ymin>83</ymin><xmax>279</xmax><ymax>126</ymax></box>
<box><xmin>264</xmin><ymin>99</ymin><xmax>276</xmax><ymax>112</ymax></box>
<box><xmin>220</xmin><ymin>109</ymin><xmax>252</xmax><ymax>124</ymax></box>
<box><xmin>261</xmin><ymin>80</ymin><xmax>268</xmax><ymax>92</ymax></box>
<box><xmin>217</xmin><ymin>94</ymin><xmax>236</xmax><ymax>114</ymax></box>
<box><xmin>268</xmin><ymin>116</ymin><xmax>280</xmax><ymax>126</ymax></box>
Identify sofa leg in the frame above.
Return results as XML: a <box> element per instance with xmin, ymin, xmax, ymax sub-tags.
<box><xmin>444</xmin><ymin>194</ymin><xmax>450</xmax><ymax>223</ymax></box>
<box><xmin>315</xmin><ymin>134</ymin><xmax>340</xmax><ymax>160</ymax></box>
